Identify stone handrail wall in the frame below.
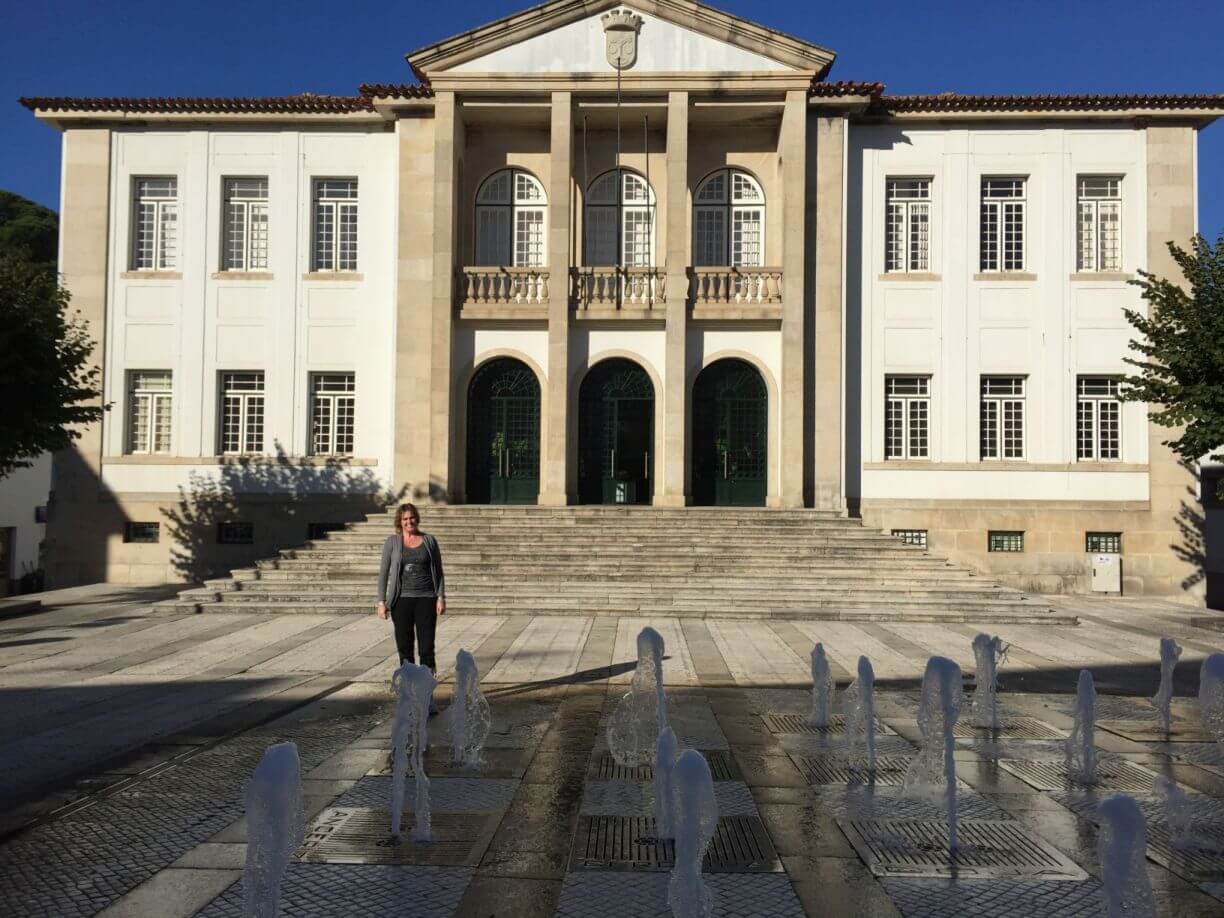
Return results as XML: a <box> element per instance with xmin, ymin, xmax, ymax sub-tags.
<box><xmin>457</xmin><ymin>266</ymin><xmax>549</xmax><ymax>305</ymax></box>
<box><xmin>690</xmin><ymin>266</ymin><xmax>784</xmax><ymax>304</ymax></box>
<box><xmin>571</xmin><ymin>267</ymin><xmax>666</xmax><ymax>310</ymax></box>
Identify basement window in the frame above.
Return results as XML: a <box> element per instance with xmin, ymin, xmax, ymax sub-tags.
<box><xmin>988</xmin><ymin>531</ymin><xmax>1024</xmax><ymax>553</ymax></box>
<box><xmin>217</xmin><ymin>521</ymin><xmax>254</xmax><ymax>545</ymax></box>
<box><xmin>124</xmin><ymin>522</ymin><xmax>160</xmax><ymax>544</ymax></box>
<box><xmin>1086</xmin><ymin>532</ymin><xmax>1122</xmax><ymax>553</ymax></box>
<box><xmin>891</xmin><ymin>529</ymin><xmax>928</xmax><ymax>548</ymax></box>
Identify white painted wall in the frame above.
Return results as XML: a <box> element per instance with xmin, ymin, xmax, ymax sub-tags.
<box><xmin>851</xmin><ymin>123</ymin><xmax>1150</xmax><ymax>502</ymax></box>
<box><xmin>449</xmin><ymin>10</ymin><xmax>791</xmax><ymax>73</ymax></box>
<box><xmin>0</xmin><ymin>454</ymin><xmax>50</xmax><ymax>589</ymax></box>
<box><xmin>101</xmin><ymin>127</ymin><xmax>397</xmax><ymax>496</ymax></box>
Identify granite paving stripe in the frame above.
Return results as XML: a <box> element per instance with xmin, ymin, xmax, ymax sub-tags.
<box><xmin>787</xmin><ymin>621</ymin><xmax>916</xmax><ymax>682</ymax></box>
<box><xmin>87</xmin><ymin>618</ymin><xmax>266</xmax><ymax>673</ymax></box>
<box><xmin>769</xmin><ymin>621</ymin><xmax>854</xmax><ymax>683</ymax></box>
<box><xmin>250</xmin><ymin>617</ymin><xmax>392</xmax><ymax>674</ymax></box>
<box><xmin>943</xmin><ymin>623</ymin><xmax>1053</xmax><ymax>672</ymax></box>
<box><xmin>484</xmin><ymin>617</ymin><xmax>593</xmax><ymax>684</ymax></box>
<box><xmin>119</xmin><ymin>614</ymin><xmax>334</xmax><ymax>676</ymax></box>
<box><xmin>856</xmin><ymin>624</ymin><xmax>939</xmax><ymax>676</ymax></box>
<box><xmin>200</xmin><ymin>620</ymin><xmax>349</xmax><ymax>676</ymax></box>
<box><xmin>470</xmin><ymin>616</ymin><xmax>533</xmax><ymax>685</ymax></box>
<box><xmin>680</xmin><ymin>619</ymin><xmax>735</xmax><ymax>684</ymax></box>
<box><xmin>706</xmin><ymin>621</ymin><xmax>814</xmax><ymax>686</ymax></box>
<box><xmin>610</xmin><ymin>617</ymin><xmax>699</xmax><ymax>685</ymax></box>
<box><xmin>575</xmin><ymin>617</ymin><xmax>618</xmax><ymax>681</ymax></box>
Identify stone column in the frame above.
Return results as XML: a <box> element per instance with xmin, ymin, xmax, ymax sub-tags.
<box><xmin>1144</xmin><ymin>124</ymin><xmax>1202</xmax><ymax>596</ymax></box>
<box><xmin>779</xmin><ymin>91</ymin><xmax>808</xmax><ymax>507</ymax></box>
<box><xmin>395</xmin><ymin>115</ymin><xmax>436</xmax><ymax>500</ymax></box>
<box><xmin>812</xmin><ymin>115</ymin><xmax>846</xmax><ymax>511</ymax></box>
<box><xmin>429</xmin><ymin>92</ymin><xmax>459</xmax><ymax>501</ymax></box>
<box><xmin>540</xmin><ymin>91</ymin><xmax>573</xmax><ymax>506</ymax></box>
<box><xmin>658</xmin><ymin>90</ymin><xmax>689</xmax><ymax>507</ymax></box>
<box><xmin>47</xmin><ymin>128</ymin><xmax>111</xmax><ymax>586</ymax></box>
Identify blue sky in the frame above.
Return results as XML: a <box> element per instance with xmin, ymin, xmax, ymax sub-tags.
<box><xmin>3</xmin><ymin>0</ymin><xmax>1222</xmax><ymax>237</ymax></box>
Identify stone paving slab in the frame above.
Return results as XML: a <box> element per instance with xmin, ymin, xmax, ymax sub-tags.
<box><xmin>881</xmin><ymin>879</ymin><xmax>1108</xmax><ymax>917</ymax></box>
<box><xmin>335</xmin><ymin>776</ymin><xmax>520</xmax><ymax>812</ymax></box>
<box><xmin>554</xmin><ymin>871</ymin><xmax>805</xmax><ymax>917</ymax></box>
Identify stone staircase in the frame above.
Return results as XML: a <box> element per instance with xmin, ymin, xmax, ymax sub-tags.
<box><xmin>155</xmin><ymin>506</ymin><xmax>1075</xmax><ymax>624</ymax></box>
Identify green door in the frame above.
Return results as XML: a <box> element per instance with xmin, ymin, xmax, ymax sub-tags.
<box><xmin>578</xmin><ymin>359</ymin><xmax>655</xmax><ymax>505</ymax></box>
<box><xmin>466</xmin><ymin>359</ymin><xmax>540</xmax><ymax>505</ymax></box>
<box><xmin>692</xmin><ymin>359</ymin><xmax>767</xmax><ymax>506</ymax></box>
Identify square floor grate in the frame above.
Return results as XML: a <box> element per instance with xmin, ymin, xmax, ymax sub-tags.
<box><xmin>1097</xmin><ymin>720</ymin><xmax>1216</xmax><ymax>743</ymax></box>
<box><xmin>790</xmin><ymin>754</ymin><xmax>912</xmax><ymax>787</ymax></box>
<box><xmin>953</xmin><ymin>717</ymin><xmax>1065</xmax><ymax>740</ymax></box>
<box><xmin>587</xmin><ymin>750</ymin><xmax>739</xmax><ymax>782</ymax></box>
<box><xmin>839</xmin><ymin>819</ymin><xmax>1088</xmax><ymax>880</ymax></box>
<box><xmin>1144</xmin><ymin>821</ymin><xmax>1224</xmax><ymax>882</ymax></box>
<box><xmin>569</xmin><ymin>815</ymin><xmax>781</xmax><ymax>873</ymax></box>
<box><xmin>997</xmin><ymin>758</ymin><xmax>1157</xmax><ymax>793</ymax></box>
<box><xmin>762</xmin><ymin>713</ymin><xmax>896</xmax><ymax>736</ymax></box>
<box><xmin>295</xmin><ymin>807</ymin><xmax>499</xmax><ymax>867</ymax></box>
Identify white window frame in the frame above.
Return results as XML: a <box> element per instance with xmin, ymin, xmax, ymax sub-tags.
<box><xmin>692</xmin><ymin>168</ymin><xmax>766</xmax><ymax>268</ymax></box>
<box><xmin>474</xmin><ymin>169</ymin><xmax>548</xmax><ymax>267</ymax></box>
<box><xmin>218</xmin><ymin>371</ymin><xmax>266</xmax><ymax>455</ymax></box>
<box><xmin>311</xmin><ymin>178</ymin><xmax>358</xmax><ymax>272</ymax></box>
<box><xmin>126</xmin><ymin>371</ymin><xmax>173</xmax><ymax>454</ymax></box>
<box><xmin>309</xmin><ymin>373</ymin><xmax>356</xmax><ymax>456</ymax></box>
<box><xmin>884</xmin><ymin>376</ymin><xmax>931</xmax><ymax>460</ymax></box>
<box><xmin>584</xmin><ymin>169</ymin><xmax>657</xmax><ymax>268</ymax></box>
<box><xmin>130</xmin><ymin>177</ymin><xmax>178</xmax><ymax>270</ymax></box>
<box><xmin>980</xmin><ymin>176</ymin><xmax>1026</xmax><ymax>272</ymax></box>
<box><xmin>980</xmin><ymin>376</ymin><xmax>1026</xmax><ymax>461</ymax></box>
<box><xmin>222</xmin><ymin>177</ymin><xmax>269</xmax><ymax>271</ymax></box>
<box><xmin>884</xmin><ymin>177</ymin><xmax>932</xmax><ymax>273</ymax></box>
<box><xmin>1077</xmin><ymin>377</ymin><xmax>1122</xmax><ymax>461</ymax></box>
<box><xmin>1076</xmin><ymin>175</ymin><xmax>1123</xmax><ymax>272</ymax></box>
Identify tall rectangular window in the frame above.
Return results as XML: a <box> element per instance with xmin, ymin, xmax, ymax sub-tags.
<box><xmin>312</xmin><ymin>178</ymin><xmax>358</xmax><ymax>271</ymax></box>
<box><xmin>980</xmin><ymin>376</ymin><xmax>1026</xmax><ymax>460</ymax></box>
<box><xmin>1077</xmin><ymin>176</ymin><xmax>1122</xmax><ymax>272</ymax></box>
<box><xmin>222</xmin><ymin>177</ymin><xmax>269</xmax><ymax>271</ymax></box>
<box><xmin>1077</xmin><ymin>377</ymin><xmax>1122</xmax><ymax>461</ymax></box>
<box><xmin>219</xmin><ymin>371</ymin><xmax>265</xmax><ymax>454</ymax></box>
<box><xmin>131</xmin><ymin>177</ymin><xmax>178</xmax><ymax>270</ymax></box>
<box><xmin>885</xmin><ymin>376</ymin><xmax>931</xmax><ymax>460</ymax></box>
<box><xmin>885</xmin><ymin>178</ymin><xmax>931</xmax><ymax>272</ymax></box>
<box><xmin>980</xmin><ymin>177</ymin><xmax>1026</xmax><ymax>272</ymax></box>
<box><xmin>126</xmin><ymin>371</ymin><xmax>173</xmax><ymax>454</ymax></box>
<box><xmin>310</xmin><ymin>373</ymin><xmax>355</xmax><ymax>456</ymax></box>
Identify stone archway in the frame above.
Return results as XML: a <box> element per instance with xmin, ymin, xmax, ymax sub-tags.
<box><xmin>465</xmin><ymin>357</ymin><xmax>541</xmax><ymax>504</ymax></box>
<box><xmin>691</xmin><ymin>358</ymin><xmax>768</xmax><ymax>506</ymax></box>
<box><xmin>577</xmin><ymin>358</ymin><xmax>655</xmax><ymax>505</ymax></box>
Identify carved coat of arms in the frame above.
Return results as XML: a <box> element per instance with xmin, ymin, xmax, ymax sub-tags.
<box><xmin>601</xmin><ymin>9</ymin><xmax>643</xmax><ymax>70</ymax></box>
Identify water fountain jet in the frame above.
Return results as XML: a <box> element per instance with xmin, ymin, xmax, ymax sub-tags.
<box><xmin>904</xmin><ymin>656</ymin><xmax>963</xmax><ymax>852</ymax></box>
<box><xmin>808</xmin><ymin>643</ymin><xmax>834</xmax><ymax>728</ymax></box>
<box><xmin>843</xmin><ymin>656</ymin><xmax>877</xmax><ymax>774</ymax></box>
<box><xmin>668</xmin><ymin>749</ymin><xmax>719</xmax><ymax>918</ymax></box>
<box><xmin>1065</xmin><ymin>669</ymin><xmax>1099</xmax><ymax>785</ymax></box>
<box><xmin>390</xmin><ymin>661</ymin><xmax>436</xmax><ymax>843</ymax></box>
<box><xmin>970</xmin><ymin>634</ymin><xmax>1006</xmax><ymax>729</ymax></box>
<box><xmin>1152</xmin><ymin>638</ymin><xmax>1182</xmax><ymax>734</ymax></box>
<box><xmin>448</xmin><ymin>649</ymin><xmax>491</xmax><ymax>766</ymax></box>
<box><xmin>655</xmin><ymin>726</ymin><xmax>679</xmax><ymax>841</ymax></box>
<box><xmin>243</xmin><ymin>742</ymin><xmax>304</xmax><ymax>918</ymax></box>
<box><xmin>1098</xmin><ymin>794</ymin><xmax>1157</xmax><ymax>918</ymax></box>
<box><xmin>608</xmin><ymin>627</ymin><xmax>668</xmax><ymax>766</ymax></box>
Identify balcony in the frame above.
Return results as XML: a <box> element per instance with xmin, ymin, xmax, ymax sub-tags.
<box><xmin>456</xmin><ymin>267</ymin><xmax>549</xmax><ymax>319</ymax></box>
<box><xmin>689</xmin><ymin>266</ymin><xmax>783</xmax><ymax>320</ymax></box>
<box><xmin>570</xmin><ymin>267</ymin><xmax>667</xmax><ymax>320</ymax></box>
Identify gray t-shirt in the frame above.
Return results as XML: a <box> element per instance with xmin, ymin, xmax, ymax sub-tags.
<box><xmin>398</xmin><ymin>542</ymin><xmax>435</xmax><ymax>597</ymax></box>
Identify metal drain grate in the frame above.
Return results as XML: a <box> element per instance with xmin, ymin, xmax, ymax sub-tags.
<box><xmin>953</xmin><ymin>717</ymin><xmax>1065</xmax><ymax>740</ymax></box>
<box><xmin>790</xmin><ymin>754</ymin><xmax>912</xmax><ymax>786</ymax></box>
<box><xmin>569</xmin><ymin>815</ymin><xmax>781</xmax><ymax>873</ymax></box>
<box><xmin>763</xmin><ymin>713</ymin><xmax>895</xmax><ymax>736</ymax></box>
<box><xmin>295</xmin><ymin>807</ymin><xmax>499</xmax><ymax>866</ymax></box>
<box><xmin>1145</xmin><ymin>821</ymin><xmax>1224</xmax><ymax>881</ymax></box>
<box><xmin>1097</xmin><ymin>720</ymin><xmax>1216</xmax><ymax>743</ymax></box>
<box><xmin>997</xmin><ymin>758</ymin><xmax>1157</xmax><ymax>793</ymax></box>
<box><xmin>839</xmin><ymin>819</ymin><xmax>1088</xmax><ymax>880</ymax></box>
<box><xmin>588</xmin><ymin>750</ymin><xmax>739</xmax><ymax>782</ymax></box>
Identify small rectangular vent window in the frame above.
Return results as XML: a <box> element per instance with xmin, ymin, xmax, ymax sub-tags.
<box><xmin>217</xmin><ymin>521</ymin><xmax>254</xmax><ymax>545</ymax></box>
<box><xmin>124</xmin><ymin>522</ymin><xmax>160</xmax><ymax>544</ymax></box>
<box><xmin>892</xmin><ymin>529</ymin><xmax>928</xmax><ymax>548</ymax></box>
<box><xmin>988</xmin><ymin>531</ymin><xmax>1024</xmax><ymax>553</ymax></box>
<box><xmin>1086</xmin><ymin>532</ymin><xmax>1122</xmax><ymax>553</ymax></box>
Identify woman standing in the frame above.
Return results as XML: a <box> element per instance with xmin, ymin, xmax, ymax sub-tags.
<box><xmin>376</xmin><ymin>503</ymin><xmax>445</xmax><ymax>675</ymax></box>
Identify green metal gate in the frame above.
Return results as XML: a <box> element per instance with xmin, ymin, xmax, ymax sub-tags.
<box><xmin>692</xmin><ymin>359</ymin><xmax>767</xmax><ymax>506</ymax></box>
<box><xmin>578</xmin><ymin>359</ymin><xmax>654</xmax><ymax>505</ymax></box>
<box><xmin>466</xmin><ymin>358</ymin><xmax>540</xmax><ymax>504</ymax></box>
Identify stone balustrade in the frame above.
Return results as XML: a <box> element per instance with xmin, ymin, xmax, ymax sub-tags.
<box><xmin>457</xmin><ymin>266</ymin><xmax>549</xmax><ymax>306</ymax></box>
<box><xmin>570</xmin><ymin>267</ymin><xmax>666</xmax><ymax>312</ymax></box>
<box><xmin>690</xmin><ymin>266</ymin><xmax>784</xmax><ymax>305</ymax></box>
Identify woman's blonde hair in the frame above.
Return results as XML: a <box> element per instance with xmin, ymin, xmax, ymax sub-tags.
<box><xmin>393</xmin><ymin>502</ymin><xmax>420</xmax><ymax>531</ymax></box>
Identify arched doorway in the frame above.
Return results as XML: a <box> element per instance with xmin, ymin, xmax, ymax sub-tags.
<box><xmin>466</xmin><ymin>357</ymin><xmax>541</xmax><ymax>504</ymax></box>
<box><xmin>578</xmin><ymin>358</ymin><xmax>655</xmax><ymax>505</ymax></box>
<box><xmin>692</xmin><ymin>358</ymin><xmax>767</xmax><ymax>506</ymax></box>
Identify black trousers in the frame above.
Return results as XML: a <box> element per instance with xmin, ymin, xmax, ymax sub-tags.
<box><xmin>391</xmin><ymin>595</ymin><xmax>437</xmax><ymax>671</ymax></box>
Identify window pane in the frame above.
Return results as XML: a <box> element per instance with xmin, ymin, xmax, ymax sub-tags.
<box><xmin>478</xmin><ymin>170</ymin><xmax>512</xmax><ymax>204</ymax></box>
<box><xmin>158</xmin><ymin>203</ymin><xmax>178</xmax><ymax>269</ymax></box>
<box><xmin>622</xmin><ymin>208</ymin><xmax>652</xmax><ymax>267</ymax></box>
<box><xmin>243</xmin><ymin>396</ymin><xmax>264</xmax><ymax>453</ymax></box>
<box><xmin>514</xmin><ymin>209</ymin><xmax>545</xmax><ymax>267</ymax></box>
<box><xmin>338</xmin><ymin>202</ymin><xmax>358</xmax><ymax>271</ymax></box>
<box><xmin>980</xmin><ymin>201</ymin><xmax>998</xmax><ymax>271</ymax></box>
<box><xmin>1077</xmin><ymin>201</ymin><xmax>1096</xmax><ymax>272</ymax></box>
<box><xmin>1086</xmin><ymin>532</ymin><xmax>1122</xmax><ymax>553</ymax></box>
<box><xmin>696</xmin><ymin>171</ymin><xmax>726</xmax><ymax>203</ymax></box>
<box><xmin>885</xmin><ymin>398</ymin><xmax>903</xmax><ymax>459</ymax></box>
<box><xmin>1002</xmin><ymin>201</ymin><xmax>1024</xmax><ymax>270</ymax></box>
<box><xmin>693</xmin><ymin>208</ymin><xmax>727</xmax><ymax>267</ymax></box>
<box><xmin>1098</xmin><ymin>200</ymin><xmax>1121</xmax><ymax>271</ymax></box>
<box><xmin>585</xmin><ymin>207</ymin><xmax>618</xmax><ymax>266</ymax></box>
<box><xmin>476</xmin><ymin>207</ymin><xmax>511</xmax><ymax>265</ymax></box>
<box><xmin>980</xmin><ymin>399</ymin><xmax>998</xmax><ymax>459</ymax></box>
<box><xmin>908</xmin><ymin>398</ymin><xmax>929</xmax><ymax>458</ymax></box>
<box><xmin>513</xmin><ymin>171</ymin><xmax>544</xmax><ymax>203</ymax></box>
<box><xmin>909</xmin><ymin>201</ymin><xmax>930</xmax><ymax>271</ymax></box>
<box><xmin>1099</xmin><ymin>400</ymin><xmax>1120</xmax><ymax>459</ymax></box>
<box><xmin>224</xmin><ymin>201</ymin><xmax>246</xmax><ymax>270</ymax></box>
<box><xmin>988</xmin><ymin>531</ymin><xmax>1024</xmax><ymax>552</ymax></box>
<box><xmin>892</xmin><ymin>529</ymin><xmax>928</xmax><ymax>547</ymax></box>
<box><xmin>731</xmin><ymin>171</ymin><xmax>763</xmax><ymax>203</ymax></box>
<box><xmin>314</xmin><ymin>201</ymin><xmax>334</xmax><ymax>270</ymax></box>
<box><xmin>731</xmin><ymin>207</ymin><xmax>763</xmax><ymax>267</ymax></box>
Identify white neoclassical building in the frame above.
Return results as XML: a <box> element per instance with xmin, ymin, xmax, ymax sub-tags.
<box><xmin>21</xmin><ymin>0</ymin><xmax>1224</xmax><ymax>598</ymax></box>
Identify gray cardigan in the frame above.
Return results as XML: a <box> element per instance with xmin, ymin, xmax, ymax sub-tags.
<box><xmin>377</xmin><ymin>532</ymin><xmax>445</xmax><ymax>608</ymax></box>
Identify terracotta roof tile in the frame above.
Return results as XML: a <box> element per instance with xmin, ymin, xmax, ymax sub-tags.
<box><xmin>810</xmin><ymin>81</ymin><xmax>885</xmax><ymax>98</ymax></box>
<box><xmin>19</xmin><ymin>93</ymin><xmax>375</xmax><ymax>114</ymax></box>
<box><xmin>358</xmin><ymin>83</ymin><xmax>434</xmax><ymax>99</ymax></box>
<box><xmin>875</xmin><ymin>92</ymin><xmax>1224</xmax><ymax>113</ymax></box>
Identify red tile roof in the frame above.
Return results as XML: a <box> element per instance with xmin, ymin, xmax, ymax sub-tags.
<box><xmin>810</xmin><ymin>81</ymin><xmax>884</xmax><ymax>98</ymax></box>
<box><xmin>874</xmin><ymin>92</ymin><xmax>1224</xmax><ymax>114</ymax></box>
<box><xmin>19</xmin><ymin>93</ymin><xmax>376</xmax><ymax>114</ymax></box>
<box><xmin>359</xmin><ymin>83</ymin><xmax>435</xmax><ymax>99</ymax></box>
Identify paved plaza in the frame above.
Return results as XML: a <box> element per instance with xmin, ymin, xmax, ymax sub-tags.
<box><xmin>4</xmin><ymin>585</ymin><xmax>1224</xmax><ymax>916</ymax></box>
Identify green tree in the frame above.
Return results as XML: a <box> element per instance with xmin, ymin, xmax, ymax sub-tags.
<box><xmin>0</xmin><ymin>190</ymin><xmax>58</xmax><ymax>276</ymax></box>
<box><xmin>1122</xmin><ymin>233</ymin><xmax>1224</xmax><ymax>497</ymax></box>
<box><xmin>0</xmin><ymin>254</ymin><xmax>106</xmax><ymax>478</ymax></box>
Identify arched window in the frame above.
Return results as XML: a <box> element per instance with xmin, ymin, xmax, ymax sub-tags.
<box><xmin>584</xmin><ymin>169</ymin><xmax>656</xmax><ymax>267</ymax></box>
<box><xmin>475</xmin><ymin>169</ymin><xmax>547</xmax><ymax>266</ymax></box>
<box><xmin>692</xmin><ymin>169</ymin><xmax>765</xmax><ymax>267</ymax></box>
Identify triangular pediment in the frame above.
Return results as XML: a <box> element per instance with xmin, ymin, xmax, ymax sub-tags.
<box><xmin>408</xmin><ymin>0</ymin><xmax>834</xmax><ymax>78</ymax></box>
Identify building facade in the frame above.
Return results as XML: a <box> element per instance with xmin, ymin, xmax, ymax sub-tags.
<box><xmin>21</xmin><ymin>0</ymin><xmax>1223</xmax><ymax>597</ymax></box>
